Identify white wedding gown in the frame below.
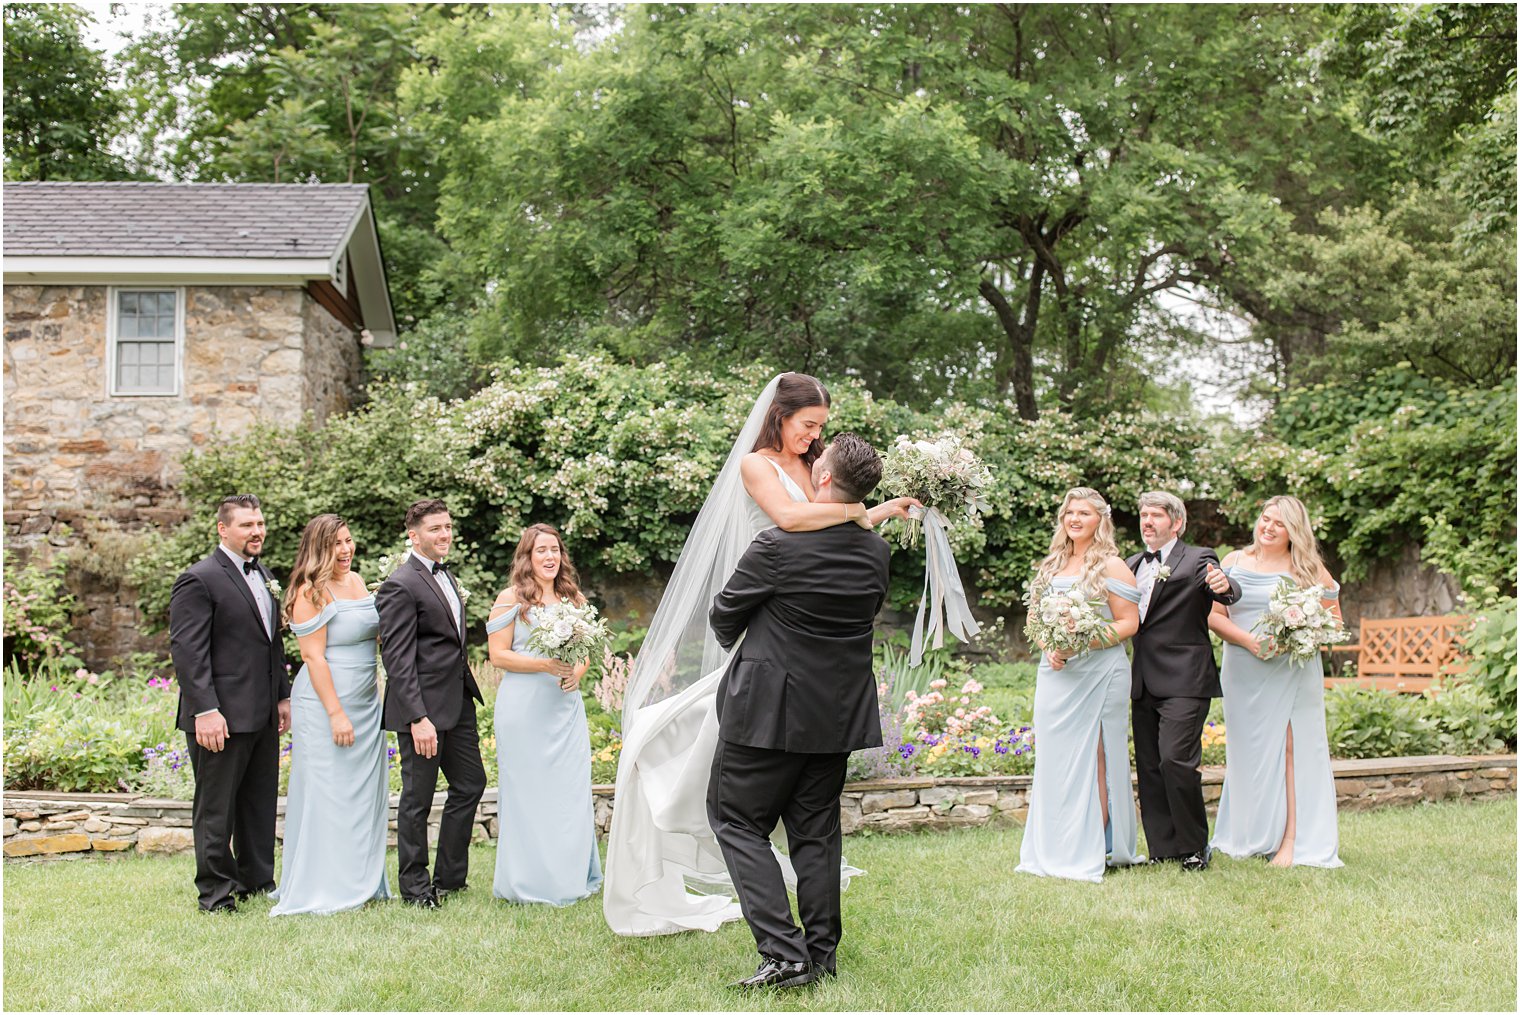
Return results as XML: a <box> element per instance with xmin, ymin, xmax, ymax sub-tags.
<box><xmin>603</xmin><ymin>383</ymin><xmax>861</xmax><ymax>936</ymax></box>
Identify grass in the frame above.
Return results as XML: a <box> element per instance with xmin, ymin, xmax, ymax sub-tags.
<box><xmin>3</xmin><ymin>798</ymin><xmax>1515</xmax><ymax>1011</ymax></box>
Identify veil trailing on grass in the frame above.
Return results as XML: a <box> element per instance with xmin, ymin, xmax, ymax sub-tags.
<box><xmin>602</xmin><ymin>375</ymin><xmax>781</xmax><ymax>936</ymax></box>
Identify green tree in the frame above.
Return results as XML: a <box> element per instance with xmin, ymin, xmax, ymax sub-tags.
<box><xmin>416</xmin><ymin>4</ymin><xmax>1369</xmax><ymax>415</ymax></box>
<box><xmin>2</xmin><ymin>3</ymin><xmax>131</xmax><ymax>181</ymax></box>
<box><xmin>1320</xmin><ymin>2</ymin><xmax>1516</xmax><ymax>238</ymax></box>
<box><xmin>118</xmin><ymin>3</ymin><xmax>461</xmax><ymax>324</ymax></box>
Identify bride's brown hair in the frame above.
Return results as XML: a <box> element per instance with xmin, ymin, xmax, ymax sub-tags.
<box><xmin>509</xmin><ymin>523</ymin><xmax>585</xmax><ymax>609</ymax></box>
<box><xmin>751</xmin><ymin>372</ymin><xmax>831</xmax><ymax>467</ymax></box>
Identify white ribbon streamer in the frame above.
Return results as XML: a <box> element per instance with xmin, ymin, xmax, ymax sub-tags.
<box><xmin>909</xmin><ymin>506</ymin><xmax>982</xmax><ymax>666</ymax></box>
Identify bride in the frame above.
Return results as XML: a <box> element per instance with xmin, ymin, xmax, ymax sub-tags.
<box><xmin>603</xmin><ymin>373</ymin><xmax>917</xmax><ymax>935</ymax></box>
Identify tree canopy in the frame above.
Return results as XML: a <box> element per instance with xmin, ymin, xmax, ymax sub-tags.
<box><xmin>4</xmin><ymin>2</ymin><xmax>1514</xmax><ymax>416</ymax></box>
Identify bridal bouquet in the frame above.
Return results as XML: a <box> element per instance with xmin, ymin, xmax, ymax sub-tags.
<box><xmin>879</xmin><ymin>432</ymin><xmax>992</xmax><ymax>549</ymax></box>
<box><xmin>1022</xmin><ymin>578</ymin><xmax>1115</xmax><ymax>659</ymax></box>
<box><xmin>1252</xmin><ymin>580</ymin><xmax>1349</xmax><ymax>664</ymax></box>
<box><xmin>525</xmin><ymin>598</ymin><xmax>610</xmax><ymax>666</ymax></box>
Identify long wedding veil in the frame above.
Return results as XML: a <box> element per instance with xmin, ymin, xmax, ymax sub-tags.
<box><xmin>620</xmin><ymin>374</ymin><xmax>782</xmax><ymax>738</ymax></box>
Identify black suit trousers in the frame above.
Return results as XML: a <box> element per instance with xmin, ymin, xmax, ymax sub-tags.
<box><xmin>395</xmin><ymin>706</ymin><xmax>487</xmax><ymax>899</ymax></box>
<box><xmin>186</xmin><ymin>724</ymin><xmax>279</xmax><ymax>910</ymax></box>
<box><xmin>707</xmin><ymin>739</ymin><xmax>850</xmax><ymax>972</ymax></box>
<box><xmin>1132</xmin><ymin>689</ymin><xmax>1211</xmax><ymax>858</ymax></box>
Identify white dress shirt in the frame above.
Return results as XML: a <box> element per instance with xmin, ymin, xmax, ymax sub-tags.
<box><xmin>411</xmin><ymin>549</ymin><xmax>463</xmax><ymax>634</ymax></box>
<box><xmin>219</xmin><ymin>543</ymin><xmax>274</xmax><ymax>637</ymax></box>
<box><xmin>1136</xmin><ymin>536</ymin><xmax>1178</xmax><ymax>624</ymax></box>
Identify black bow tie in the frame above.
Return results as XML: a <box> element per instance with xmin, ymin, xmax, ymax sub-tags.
<box><xmin>431</xmin><ymin>560</ymin><xmax>449</xmax><ymax>576</ymax></box>
<box><xmin>242</xmin><ymin>558</ymin><xmax>260</xmax><ymax>575</ymax></box>
<box><xmin>1141</xmin><ymin>550</ymin><xmax>1162</xmax><ymax>564</ymax></box>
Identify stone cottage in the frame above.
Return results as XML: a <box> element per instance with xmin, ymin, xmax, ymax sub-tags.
<box><xmin>3</xmin><ymin>181</ymin><xmax>397</xmax><ymax>663</ymax></box>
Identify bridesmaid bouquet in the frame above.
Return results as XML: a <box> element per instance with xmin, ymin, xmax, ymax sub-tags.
<box><xmin>879</xmin><ymin>432</ymin><xmax>992</xmax><ymax>549</ymax></box>
<box><xmin>1252</xmin><ymin>581</ymin><xmax>1349</xmax><ymax>664</ymax></box>
<box><xmin>1022</xmin><ymin>578</ymin><xmax>1114</xmax><ymax>659</ymax></box>
<box><xmin>524</xmin><ymin>599</ymin><xmax>611</xmax><ymax>666</ymax></box>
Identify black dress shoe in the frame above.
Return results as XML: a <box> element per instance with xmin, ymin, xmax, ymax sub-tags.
<box><xmin>729</xmin><ymin>957</ymin><xmax>817</xmax><ymax>990</ymax></box>
<box><xmin>435</xmin><ymin>885</ymin><xmax>465</xmax><ymax>902</ymax></box>
<box><xmin>1181</xmin><ymin>848</ymin><xmax>1212</xmax><ymax>872</ymax></box>
<box><xmin>202</xmin><ymin>902</ymin><xmax>237</xmax><ymax>915</ymax></box>
<box><xmin>403</xmin><ymin>892</ymin><xmax>441</xmax><ymax>909</ymax></box>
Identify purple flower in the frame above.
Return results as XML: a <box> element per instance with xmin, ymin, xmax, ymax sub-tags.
<box><xmin>898</xmin><ymin>744</ymin><xmax>915</xmax><ymax>759</ymax></box>
<box><xmin>994</xmin><ymin>742</ymin><xmax>1009</xmax><ymax>755</ymax></box>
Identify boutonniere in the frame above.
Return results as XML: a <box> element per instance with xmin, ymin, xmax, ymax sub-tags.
<box><xmin>1156</xmin><ymin>566</ymin><xmax>1172</xmax><ymax>583</ymax></box>
<box><xmin>458</xmin><ymin>586</ymin><xmax>472</xmax><ymax>603</ymax></box>
<box><xmin>265</xmin><ymin>578</ymin><xmax>282</xmax><ymax>596</ymax></box>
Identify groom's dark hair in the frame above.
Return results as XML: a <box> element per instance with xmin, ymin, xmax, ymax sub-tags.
<box><xmin>822</xmin><ymin>433</ymin><xmax>882</xmax><ymax>502</ymax></box>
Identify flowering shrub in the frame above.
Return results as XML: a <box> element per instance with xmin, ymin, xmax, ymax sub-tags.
<box><xmin>904</xmin><ymin>678</ymin><xmax>1006</xmax><ymax>742</ymax></box>
<box><xmin>3</xmin><ymin>555</ymin><xmax>84</xmax><ymax>670</ymax></box>
<box><xmin>908</xmin><ymin>726</ymin><xmax>1036</xmax><ymax>777</ymax></box>
<box><xmin>137</xmin><ymin>742</ymin><xmax>194</xmax><ymax>799</ymax></box>
<box><xmin>589</xmin><ymin>725</ymin><xmax>621</xmax><ymax>785</ymax></box>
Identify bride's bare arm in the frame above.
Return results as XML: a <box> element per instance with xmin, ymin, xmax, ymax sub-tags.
<box><xmin>740</xmin><ymin>454</ymin><xmax>869</xmax><ymax>531</ymax></box>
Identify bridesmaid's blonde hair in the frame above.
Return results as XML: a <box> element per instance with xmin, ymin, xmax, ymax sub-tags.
<box><xmin>1244</xmin><ymin>495</ymin><xmax>1327</xmax><ymax>590</ymax></box>
<box><xmin>1035</xmin><ymin>487</ymin><xmax>1120</xmax><ymax>598</ymax></box>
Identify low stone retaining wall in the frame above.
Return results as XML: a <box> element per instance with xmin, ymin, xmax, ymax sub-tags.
<box><xmin>5</xmin><ymin>754</ymin><xmax>1514</xmax><ymax>859</ymax></box>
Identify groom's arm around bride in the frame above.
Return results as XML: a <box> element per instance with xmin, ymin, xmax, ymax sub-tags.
<box><xmin>705</xmin><ymin>433</ymin><xmax>890</xmax><ymax>990</ymax></box>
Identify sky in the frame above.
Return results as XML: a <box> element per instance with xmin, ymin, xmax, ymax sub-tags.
<box><xmin>66</xmin><ymin>2</ymin><xmax>1269</xmax><ymax>423</ymax></box>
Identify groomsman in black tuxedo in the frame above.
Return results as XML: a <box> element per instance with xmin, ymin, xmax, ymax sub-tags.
<box><xmin>1127</xmin><ymin>490</ymin><xmax>1240</xmax><ymax>871</ymax></box>
<box><xmin>707</xmin><ymin>434</ymin><xmax>891</xmax><ymax>991</ymax></box>
<box><xmin>376</xmin><ymin>498</ymin><xmax>486</xmax><ymax>908</ymax></box>
<box><xmin>170</xmin><ymin>493</ymin><xmax>292</xmax><ymax>913</ymax></box>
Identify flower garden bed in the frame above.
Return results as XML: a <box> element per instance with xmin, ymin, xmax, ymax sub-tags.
<box><xmin>5</xmin><ymin>753</ymin><xmax>1513</xmax><ymax>860</ymax></box>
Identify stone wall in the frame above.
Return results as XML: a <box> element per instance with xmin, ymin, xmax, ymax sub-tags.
<box><xmin>300</xmin><ymin>290</ymin><xmax>363</xmax><ymax>419</ymax></box>
<box><xmin>6</xmin><ymin>754</ymin><xmax>1512</xmax><ymax>860</ymax></box>
<box><xmin>3</xmin><ymin>283</ymin><xmax>361</xmax><ymax>667</ymax></box>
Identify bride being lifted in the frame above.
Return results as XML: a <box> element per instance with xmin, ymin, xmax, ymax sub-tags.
<box><xmin>603</xmin><ymin>373</ymin><xmax>918</xmax><ymax>935</ymax></box>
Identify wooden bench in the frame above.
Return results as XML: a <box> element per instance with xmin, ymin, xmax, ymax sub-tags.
<box><xmin>1325</xmin><ymin>615</ymin><xmax>1470</xmax><ymax>692</ymax></box>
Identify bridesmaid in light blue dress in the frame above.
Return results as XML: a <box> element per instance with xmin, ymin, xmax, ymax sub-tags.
<box><xmin>1017</xmin><ymin>488</ymin><xmax>1144</xmax><ymax>883</ymax></box>
<box><xmin>1209</xmin><ymin>496</ymin><xmax>1343</xmax><ymax>869</ymax></box>
<box><xmin>486</xmin><ymin>523</ymin><xmax>603</xmax><ymax>906</ymax></box>
<box><xmin>272</xmin><ymin>515</ymin><xmax>391</xmax><ymax>916</ymax></box>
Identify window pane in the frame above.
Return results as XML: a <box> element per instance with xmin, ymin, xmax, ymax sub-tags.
<box><xmin>154</xmin><ymin>314</ymin><xmax>175</xmax><ymax>338</ymax></box>
<box><xmin>119</xmin><ymin>292</ymin><xmax>138</xmax><ymax>315</ymax></box>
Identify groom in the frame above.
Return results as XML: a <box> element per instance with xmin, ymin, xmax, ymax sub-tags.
<box><xmin>376</xmin><ymin>498</ymin><xmax>486</xmax><ymax>908</ymax></box>
<box><xmin>706</xmin><ymin>433</ymin><xmax>891</xmax><ymax>990</ymax></box>
<box><xmin>1128</xmin><ymin>490</ymin><xmax>1239</xmax><ymax>871</ymax></box>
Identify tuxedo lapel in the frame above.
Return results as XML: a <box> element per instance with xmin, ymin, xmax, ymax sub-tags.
<box><xmin>1146</xmin><ymin>541</ymin><xmax>1190</xmax><ymax>616</ymax></box>
<box><xmin>215</xmin><ymin>550</ymin><xmax>271</xmax><ymax>643</ymax></box>
<box><xmin>408</xmin><ymin>554</ymin><xmax>461</xmax><ymax>638</ymax></box>
<box><xmin>441</xmin><ymin>567</ymin><xmax>466</xmax><ymax>645</ymax></box>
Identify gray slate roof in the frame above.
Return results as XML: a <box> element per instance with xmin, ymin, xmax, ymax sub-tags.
<box><xmin>2</xmin><ymin>181</ymin><xmax>372</xmax><ymax>258</ymax></box>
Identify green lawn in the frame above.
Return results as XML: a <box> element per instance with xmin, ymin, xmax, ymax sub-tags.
<box><xmin>3</xmin><ymin>798</ymin><xmax>1514</xmax><ymax>1011</ymax></box>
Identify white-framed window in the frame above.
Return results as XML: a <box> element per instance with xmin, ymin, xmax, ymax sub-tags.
<box><xmin>107</xmin><ymin>286</ymin><xmax>184</xmax><ymax>396</ymax></box>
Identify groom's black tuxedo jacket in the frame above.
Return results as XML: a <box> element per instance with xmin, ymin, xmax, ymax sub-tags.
<box><xmin>709</xmin><ymin>524</ymin><xmax>890</xmax><ymax>754</ymax></box>
<box><xmin>376</xmin><ymin>554</ymin><xmax>483</xmax><ymax>732</ymax></box>
<box><xmin>1126</xmin><ymin>540</ymin><xmax>1240</xmax><ymax>701</ymax></box>
<box><xmin>169</xmin><ymin>550</ymin><xmax>292</xmax><ymax>734</ymax></box>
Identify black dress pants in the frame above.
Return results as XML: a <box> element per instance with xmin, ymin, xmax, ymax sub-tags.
<box><xmin>1132</xmin><ymin>689</ymin><xmax>1212</xmax><ymax>859</ymax></box>
<box><xmin>395</xmin><ymin>706</ymin><xmax>488</xmax><ymax>899</ymax></box>
<box><xmin>707</xmin><ymin>739</ymin><xmax>850</xmax><ymax>972</ymax></box>
<box><xmin>186</xmin><ymin>724</ymin><xmax>279</xmax><ymax>910</ymax></box>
